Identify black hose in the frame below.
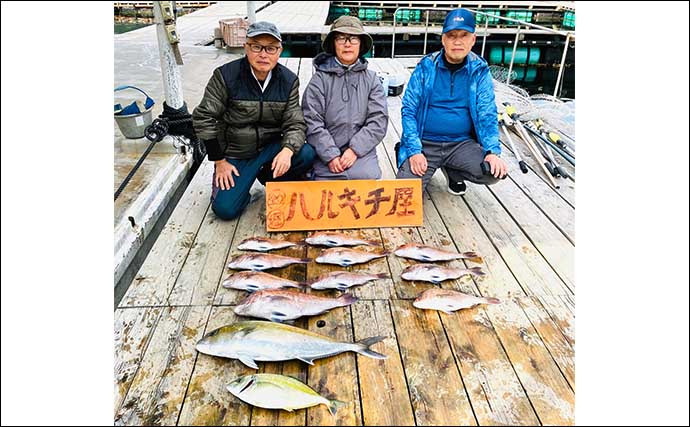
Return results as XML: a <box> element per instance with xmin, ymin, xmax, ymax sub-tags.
<box><xmin>114</xmin><ymin>102</ymin><xmax>205</xmax><ymax>201</ymax></box>
<box><xmin>114</xmin><ymin>139</ymin><xmax>158</xmax><ymax>201</ymax></box>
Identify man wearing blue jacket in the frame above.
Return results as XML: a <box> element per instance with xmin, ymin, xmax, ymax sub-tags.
<box><xmin>396</xmin><ymin>8</ymin><xmax>507</xmax><ymax>195</ymax></box>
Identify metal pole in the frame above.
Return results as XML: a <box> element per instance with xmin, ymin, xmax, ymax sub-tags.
<box><xmin>553</xmin><ymin>32</ymin><xmax>571</xmax><ymax>97</ymax></box>
<box><xmin>506</xmin><ymin>28</ymin><xmax>520</xmax><ymax>86</ymax></box>
<box><xmin>246</xmin><ymin>1</ymin><xmax>256</xmax><ymax>24</ymax></box>
<box><xmin>392</xmin><ymin>8</ymin><xmax>398</xmax><ymax>58</ymax></box>
<box><xmin>481</xmin><ymin>13</ymin><xmax>489</xmax><ymax>57</ymax></box>
<box><xmin>423</xmin><ymin>10</ymin><xmax>429</xmax><ymax>55</ymax></box>
<box><xmin>153</xmin><ymin>1</ymin><xmax>184</xmax><ymax>109</ymax></box>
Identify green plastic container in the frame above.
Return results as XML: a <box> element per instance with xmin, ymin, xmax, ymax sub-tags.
<box><xmin>488</xmin><ymin>46</ymin><xmax>541</xmax><ymax>65</ymax></box>
<box><xmin>358</xmin><ymin>8</ymin><xmax>382</xmax><ymax>21</ymax></box>
<box><xmin>476</xmin><ymin>10</ymin><xmax>500</xmax><ymax>25</ymax></box>
<box><xmin>395</xmin><ymin>9</ymin><xmax>421</xmax><ymax>23</ymax></box>
<box><xmin>511</xmin><ymin>66</ymin><xmax>537</xmax><ymax>82</ymax></box>
<box><xmin>328</xmin><ymin>7</ymin><xmax>350</xmax><ymax>21</ymax></box>
<box><xmin>504</xmin><ymin>10</ymin><xmax>533</xmax><ymax>24</ymax></box>
<box><xmin>563</xmin><ymin>11</ymin><xmax>575</xmax><ymax>29</ymax></box>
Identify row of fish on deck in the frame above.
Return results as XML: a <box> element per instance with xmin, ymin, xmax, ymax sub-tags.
<box><xmin>195</xmin><ymin>232</ymin><xmax>500</xmax><ymax>415</ymax></box>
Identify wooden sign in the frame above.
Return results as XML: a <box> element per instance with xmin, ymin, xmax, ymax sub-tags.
<box><xmin>265</xmin><ymin>179</ymin><xmax>423</xmax><ymax>232</ymax></box>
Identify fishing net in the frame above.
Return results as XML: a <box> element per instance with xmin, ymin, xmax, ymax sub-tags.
<box><xmin>490</xmin><ymin>65</ymin><xmax>575</xmax><ymax>142</ymax></box>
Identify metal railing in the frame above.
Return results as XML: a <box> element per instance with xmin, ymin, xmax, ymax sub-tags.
<box><xmin>391</xmin><ymin>7</ymin><xmax>575</xmax><ymax>96</ymax></box>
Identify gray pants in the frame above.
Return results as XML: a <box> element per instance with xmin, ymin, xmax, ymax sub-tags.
<box><xmin>312</xmin><ymin>149</ymin><xmax>382</xmax><ymax>181</ymax></box>
<box><xmin>396</xmin><ymin>139</ymin><xmax>498</xmax><ymax>191</ymax></box>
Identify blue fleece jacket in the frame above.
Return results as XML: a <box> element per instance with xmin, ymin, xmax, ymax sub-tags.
<box><xmin>398</xmin><ymin>50</ymin><xmax>501</xmax><ymax>167</ymax></box>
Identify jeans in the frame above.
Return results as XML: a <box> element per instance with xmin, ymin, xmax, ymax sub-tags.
<box><xmin>211</xmin><ymin>142</ymin><xmax>315</xmax><ymax>220</ymax></box>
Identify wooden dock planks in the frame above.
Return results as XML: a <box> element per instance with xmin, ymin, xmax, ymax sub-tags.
<box><xmin>114</xmin><ymin>57</ymin><xmax>575</xmax><ymax>426</ymax></box>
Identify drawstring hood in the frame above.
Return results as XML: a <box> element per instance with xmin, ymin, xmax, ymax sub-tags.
<box><xmin>313</xmin><ymin>52</ymin><xmax>367</xmax><ymax>103</ymax></box>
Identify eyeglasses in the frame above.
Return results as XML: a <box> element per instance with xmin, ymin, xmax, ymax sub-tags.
<box><xmin>246</xmin><ymin>43</ymin><xmax>281</xmax><ymax>54</ymax></box>
<box><xmin>334</xmin><ymin>35</ymin><xmax>361</xmax><ymax>45</ymax></box>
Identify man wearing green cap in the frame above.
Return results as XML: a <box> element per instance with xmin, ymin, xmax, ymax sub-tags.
<box><xmin>302</xmin><ymin>16</ymin><xmax>388</xmax><ymax>180</ymax></box>
<box><xmin>396</xmin><ymin>8</ymin><xmax>507</xmax><ymax>195</ymax></box>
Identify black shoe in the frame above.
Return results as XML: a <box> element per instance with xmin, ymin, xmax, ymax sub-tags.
<box><xmin>441</xmin><ymin>168</ymin><xmax>466</xmax><ymax>196</ymax></box>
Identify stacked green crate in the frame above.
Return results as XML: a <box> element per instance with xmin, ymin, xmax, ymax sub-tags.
<box><xmin>328</xmin><ymin>7</ymin><xmax>350</xmax><ymax>22</ymax></box>
<box><xmin>395</xmin><ymin>9</ymin><xmax>421</xmax><ymax>23</ymax></box>
<box><xmin>476</xmin><ymin>10</ymin><xmax>500</xmax><ymax>25</ymax></box>
<box><xmin>504</xmin><ymin>10</ymin><xmax>533</xmax><ymax>25</ymax></box>
<box><xmin>563</xmin><ymin>11</ymin><xmax>575</xmax><ymax>29</ymax></box>
<box><xmin>358</xmin><ymin>8</ymin><xmax>383</xmax><ymax>21</ymax></box>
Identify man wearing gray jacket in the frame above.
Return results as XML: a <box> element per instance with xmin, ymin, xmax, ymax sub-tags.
<box><xmin>302</xmin><ymin>16</ymin><xmax>388</xmax><ymax>180</ymax></box>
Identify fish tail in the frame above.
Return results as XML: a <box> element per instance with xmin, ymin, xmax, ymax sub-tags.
<box><xmin>468</xmin><ymin>267</ymin><xmax>486</xmax><ymax>277</ymax></box>
<box><xmin>298</xmin><ymin>258</ymin><xmax>312</xmax><ymax>264</ymax></box>
<box><xmin>365</xmin><ymin>239</ymin><xmax>382</xmax><ymax>246</ymax></box>
<box><xmin>354</xmin><ymin>336</ymin><xmax>387</xmax><ymax>359</ymax></box>
<box><xmin>295</xmin><ymin>281</ymin><xmax>309</xmax><ymax>288</ymax></box>
<box><xmin>373</xmin><ymin>273</ymin><xmax>390</xmax><ymax>279</ymax></box>
<box><xmin>484</xmin><ymin>297</ymin><xmax>501</xmax><ymax>305</ymax></box>
<box><xmin>327</xmin><ymin>399</ymin><xmax>347</xmax><ymax>417</ymax></box>
<box><xmin>378</xmin><ymin>250</ymin><xmax>392</xmax><ymax>257</ymax></box>
<box><xmin>461</xmin><ymin>251</ymin><xmax>484</xmax><ymax>263</ymax></box>
<box><xmin>337</xmin><ymin>293</ymin><xmax>359</xmax><ymax>306</ymax></box>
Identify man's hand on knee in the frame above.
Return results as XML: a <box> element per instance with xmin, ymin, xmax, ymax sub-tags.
<box><xmin>409</xmin><ymin>153</ymin><xmax>428</xmax><ymax>177</ymax></box>
<box><xmin>271</xmin><ymin>147</ymin><xmax>293</xmax><ymax>178</ymax></box>
<box><xmin>215</xmin><ymin>160</ymin><xmax>240</xmax><ymax>190</ymax></box>
<box><xmin>484</xmin><ymin>154</ymin><xmax>507</xmax><ymax>179</ymax></box>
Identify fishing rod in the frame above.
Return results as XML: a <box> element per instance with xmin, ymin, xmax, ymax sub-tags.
<box><xmin>534</xmin><ymin>119</ymin><xmax>575</xmax><ymax>155</ymax></box>
<box><xmin>504</xmin><ymin>103</ymin><xmax>560</xmax><ymax>189</ymax></box>
<box><xmin>519</xmin><ymin>120</ymin><xmax>572</xmax><ymax>180</ymax></box>
<box><xmin>498</xmin><ymin>112</ymin><xmax>529</xmax><ymax>174</ymax></box>
<box><xmin>523</xmin><ymin>122</ymin><xmax>575</xmax><ymax>167</ymax></box>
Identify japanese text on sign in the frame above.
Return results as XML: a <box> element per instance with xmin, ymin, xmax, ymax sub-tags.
<box><xmin>266</xmin><ymin>179</ymin><xmax>422</xmax><ymax>231</ymax></box>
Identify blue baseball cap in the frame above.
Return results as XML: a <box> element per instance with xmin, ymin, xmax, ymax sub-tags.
<box><xmin>443</xmin><ymin>8</ymin><xmax>476</xmax><ymax>34</ymax></box>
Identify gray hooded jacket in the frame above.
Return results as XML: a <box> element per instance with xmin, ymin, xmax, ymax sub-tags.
<box><xmin>302</xmin><ymin>53</ymin><xmax>388</xmax><ymax>180</ymax></box>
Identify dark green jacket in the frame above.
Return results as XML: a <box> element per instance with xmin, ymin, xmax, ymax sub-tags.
<box><xmin>193</xmin><ymin>57</ymin><xmax>306</xmax><ymax>160</ymax></box>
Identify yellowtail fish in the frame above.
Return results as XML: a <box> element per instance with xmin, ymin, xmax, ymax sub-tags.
<box><xmin>227</xmin><ymin>253</ymin><xmax>311</xmax><ymax>271</ymax></box>
<box><xmin>413</xmin><ymin>288</ymin><xmax>500</xmax><ymax>314</ymax></box>
<box><xmin>196</xmin><ymin>321</ymin><xmax>387</xmax><ymax>369</ymax></box>
<box><xmin>309</xmin><ymin>272</ymin><xmax>389</xmax><ymax>291</ymax></box>
<box><xmin>394</xmin><ymin>243</ymin><xmax>482</xmax><ymax>263</ymax></box>
<box><xmin>222</xmin><ymin>271</ymin><xmax>305</xmax><ymax>292</ymax></box>
<box><xmin>237</xmin><ymin>237</ymin><xmax>300</xmax><ymax>252</ymax></box>
<box><xmin>401</xmin><ymin>264</ymin><xmax>485</xmax><ymax>283</ymax></box>
<box><xmin>227</xmin><ymin>373</ymin><xmax>345</xmax><ymax>416</ymax></box>
<box><xmin>234</xmin><ymin>289</ymin><xmax>358</xmax><ymax>322</ymax></box>
<box><xmin>315</xmin><ymin>248</ymin><xmax>389</xmax><ymax>266</ymax></box>
<box><xmin>304</xmin><ymin>232</ymin><xmax>380</xmax><ymax>247</ymax></box>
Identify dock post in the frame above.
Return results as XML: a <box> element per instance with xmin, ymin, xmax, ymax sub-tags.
<box><xmin>247</xmin><ymin>1</ymin><xmax>256</xmax><ymax>24</ymax></box>
<box><xmin>153</xmin><ymin>1</ymin><xmax>184</xmax><ymax>109</ymax></box>
<box><xmin>506</xmin><ymin>28</ymin><xmax>520</xmax><ymax>86</ymax></box>
<box><xmin>553</xmin><ymin>32</ymin><xmax>571</xmax><ymax>97</ymax></box>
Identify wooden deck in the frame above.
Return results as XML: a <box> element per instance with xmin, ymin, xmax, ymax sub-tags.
<box><xmin>114</xmin><ymin>57</ymin><xmax>575</xmax><ymax>426</ymax></box>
